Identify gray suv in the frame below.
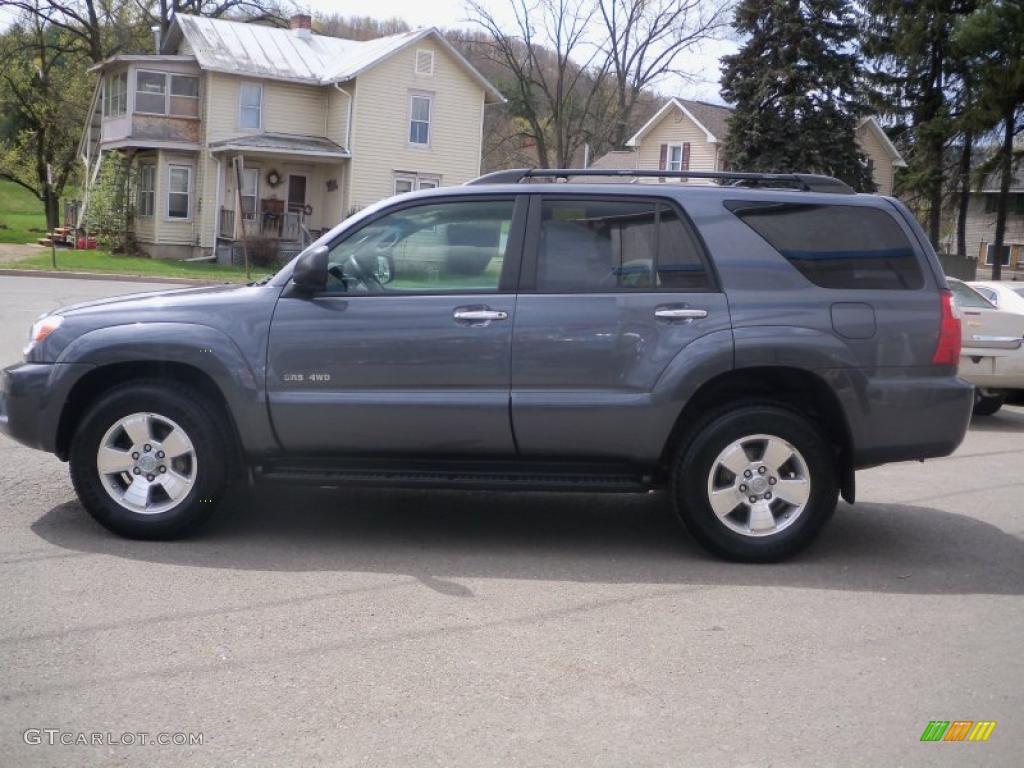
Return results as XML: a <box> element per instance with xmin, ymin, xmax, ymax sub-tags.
<box><xmin>0</xmin><ymin>169</ymin><xmax>973</xmax><ymax>561</ymax></box>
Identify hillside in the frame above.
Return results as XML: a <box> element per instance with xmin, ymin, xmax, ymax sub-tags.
<box><xmin>0</xmin><ymin>180</ymin><xmax>46</xmax><ymax>245</ymax></box>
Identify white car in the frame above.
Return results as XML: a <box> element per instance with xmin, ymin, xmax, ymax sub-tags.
<box><xmin>968</xmin><ymin>280</ymin><xmax>1024</xmax><ymax>314</ymax></box>
<box><xmin>948</xmin><ymin>279</ymin><xmax>1024</xmax><ymax>415</ymax></box>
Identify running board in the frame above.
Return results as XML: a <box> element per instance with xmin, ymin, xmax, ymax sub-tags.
<box><xmin>258</xmin><ymin>458</ymin><xmax>653</xmax><ymax>493</ymax></box>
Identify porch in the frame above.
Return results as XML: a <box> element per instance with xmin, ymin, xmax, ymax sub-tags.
<box><xmin>211</xmin><ymin>134</ymin><xmax>350</xmax><ymax>264</ymax></box>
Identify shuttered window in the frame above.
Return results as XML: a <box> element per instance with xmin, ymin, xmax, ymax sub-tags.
<box><xmin>415</xmin><ymin>49</ymin><xmax>434</xmax><ymax>75</ymax></box>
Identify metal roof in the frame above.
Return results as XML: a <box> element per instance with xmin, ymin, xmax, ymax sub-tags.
<box><xmin>166</xmin><ymin>14</ymin><xmax>503</xmax><ymax>102</ymax></box>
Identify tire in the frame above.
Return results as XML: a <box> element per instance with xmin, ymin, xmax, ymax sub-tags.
<box><xmin>670</xmin><ymin>404</ymin><xmax>838</xmax><ymax>563</ymax></box>
<box><xmin>972</xmin><ymin>392</ymin><xmax>1005</xmax><ymax>416</ymax></box>
<box><xmin>69</xmin><ymin>381</ymin><xmax>230</xmax><ymax>539</ymax></box>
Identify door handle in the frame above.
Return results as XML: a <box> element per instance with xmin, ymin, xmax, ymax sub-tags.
<box><xmin>453</xmin><ymin>308</ymin><xmax>508</xmax><ymax>322</ymax></box>
<box><xmin>655</xmin><ymin>307</ymin><xmax>708</xmax><ymax>320</ymax></box>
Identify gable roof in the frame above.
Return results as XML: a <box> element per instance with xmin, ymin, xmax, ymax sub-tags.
<box><xmin>586</xmin><ymin>149</ymin><xmax>637</xmax><ymax>171</ymax></box>
<box><xmin>626</xmin><ymin>98</ymin><xmax>729</xmax><ymax>146</ymax></box>
<box><xmin>163</xmin><ymin>14</ymin><xmax>503</xmax><ymax>102</ymax></box>
<box><xmin>857</xmin><ymin>116</ymin><xmax>908</xmax><ymax>167</ymax></box>
<box><xmin>628</xmin><ymin>98</ymin><xmax>907</xmax><ymax>168</ymax></box>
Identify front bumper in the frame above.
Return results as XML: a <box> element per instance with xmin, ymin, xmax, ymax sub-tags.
<box><xmin>0</xmin><ymin>362</ymin><xmax>93</xmax><ymax>455</ymax></box>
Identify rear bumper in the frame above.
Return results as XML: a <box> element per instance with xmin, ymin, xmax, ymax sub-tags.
<box><xmin>958</xmin><ymin>346</ymin><xmax>1024</xmax><ymax>390</ymax></box>
<box><xmin>0</xmin><ymin>362</ymin><xmax>92</xmax><ymax>455</ymax></box>
<box><xmin>843</xmin><ymin>371</ymin><xmax>974</xmax><ymax>468</ymax></box>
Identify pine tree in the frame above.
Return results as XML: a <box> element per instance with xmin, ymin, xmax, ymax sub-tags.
<box><xmin>955</xmin><ymin>0</ymin><xmax>1024</xmax><ymax>280</ymax></box>
<box><xmin>860</xmin><ymin>1</ymin><xmax>977</xmax><ymax>250</ymax></box>
<box><xmin>720</xmin><ymin>0</ymin><xmax>872</xmax><ymax>190</ymax></box>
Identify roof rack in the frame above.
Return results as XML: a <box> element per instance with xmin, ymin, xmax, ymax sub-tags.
<box><xmin>465</xmin><ymin>168</ymin><xmax>855</xmax><ymax>194</ymax></box>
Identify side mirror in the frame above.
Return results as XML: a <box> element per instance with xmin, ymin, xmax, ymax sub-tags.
<box><xmin>291</xmin><ymin>245</ymin><xmax>328</xmax><ymax>292</ymax></box>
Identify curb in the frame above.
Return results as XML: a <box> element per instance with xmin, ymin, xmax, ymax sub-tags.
<box><xmin>0</xmin><ymin>268</ymin><xmax>234</xmax><ymax>286</ymax></box>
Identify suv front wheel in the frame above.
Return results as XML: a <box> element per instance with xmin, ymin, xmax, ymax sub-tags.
<box><xmin>672</xmin><ymin>404</ymin><xmax>838</xmax><ymax>562</ymax></box>
<box><xmin>69</xmin><ymin>381</ymin><xmax>229</xmax><ymax>539</ymax></box>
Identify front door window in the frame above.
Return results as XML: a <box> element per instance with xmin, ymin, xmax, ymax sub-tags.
<box><xmin>325</xmin><ymin>199</ymin><xmax>515</xmax><ymax>295</ymax></box>
<box><xmin>287</xmin><ymin>175</ymin><xmax>307</xmax><ymax>214</ymax></box>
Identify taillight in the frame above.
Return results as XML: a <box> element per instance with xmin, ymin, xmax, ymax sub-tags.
<box><xmin>932</xmin><ymin>290</ymin><xmax>961</xmax><ymax>366</ymax></box>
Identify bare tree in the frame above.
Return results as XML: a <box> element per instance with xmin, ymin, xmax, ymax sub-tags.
<box><xmin>598</xmin><ymin>0</ymin><xmax>731</xmax><ymax>147</ymax></box>
<box><xmin>0</xmin><ymin>0</ymin><xmax>293</xmax><ymax>62</ymax></box>
<box><xmin>466</xmin><ymin>0</ymin><xmax>613</xmax><ymax>168</ymax></box>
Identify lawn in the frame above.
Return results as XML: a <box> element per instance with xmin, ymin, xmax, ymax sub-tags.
<box><xmin>11</xmin><ymin>250</ymin><xmax>274</xmax><ymax>282</ymax></box>
<box><xmin>1</xmin><ymin>179</ymin><xmax>272</xmax><ymax>281</ymax></box>
<box><xmin>0</xmin><ymin>180</ymin><xmax>47</xmax><ymax>244</ymax></box>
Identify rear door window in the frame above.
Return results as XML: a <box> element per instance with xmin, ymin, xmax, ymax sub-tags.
<box><xmin>534</xmin><ymin>198</ymin><xmax>711</xmax><ymax>292</ymax></box>
<box><xmin>726</xmin><ymin>201</ymin><xmax>924</xmax><ymax>290</ymax></box>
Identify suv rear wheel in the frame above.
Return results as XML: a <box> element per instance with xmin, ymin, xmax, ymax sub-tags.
<box><xmin>69</xmin><ymin>381</ymin><xmax>229</xmax><ymax>539</ymax></box>
<box><xmin>671</xmin><ymin>404</ymin><xmax>838</xmax><ymax>562</ymax></box>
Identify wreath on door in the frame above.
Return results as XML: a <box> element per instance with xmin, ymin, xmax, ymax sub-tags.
<box><xmin>266</xmin><ymin>169</ymin><xmax>282</xmax><ymax>187</ymax></box>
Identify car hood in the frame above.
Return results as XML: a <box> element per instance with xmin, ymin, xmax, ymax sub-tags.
<box><xmin>52</xmin><ymin>283</ymin><xmax>250</xmax><ymax>318</ymax></box>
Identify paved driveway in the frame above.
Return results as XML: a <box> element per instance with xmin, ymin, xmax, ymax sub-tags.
<box><xmin>0</xmin><ymin>276</ymin><xmax>1021</xmax><ymax>766</ymax></box>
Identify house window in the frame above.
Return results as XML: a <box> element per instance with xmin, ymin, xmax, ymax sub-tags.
<box><xmin>103</xmin><ymin>71</ymin><xmax>127</xmax><ymax>117</ymax></box>
<box><xmin>240</xmin><ymin>168</ymin><xmax>259</xmax><ymax>220</ymax></box>
<box><xmin>415</xmin><ymin>49</ymin><xmax>434</xmax><ymax>75</ymax></box>
<box><xmin>985</xmin><ymin>243</ymin><xmax>1011</xmax><ymax>266</ymax></box>
<box><xmin>135</xmin><ymin>72</ymin><xmax>199</xmax><ymax>116</ymax></box>
<box><xmin>137</xmin><ymin>164</ymin><xmax>155</xmax><ymax>216</ymax></box>
<box><xmin>167</xmin><ymin>165</ymin><xmax>191</xmax><ymax>219</ymax></box>
<box><xmin>668</xmin><ymin>145</ymin><xmax>682</xmax><ymax>171</ymax></box>
<box><xmin>169</xmin><ymin>75</ymin><xmax>199</xmax><ymax>117</ymax></box>
<box><xmin>239</xmin><ymin>83</ymin><xmax>262</xmax><ymax>130</ymax></box>
<box><xmin>393</xmin><ymin>173</ymin><xmax>440</xmax><ymax>195</ymax></box>
<box><xmin>985</xmin><ymin>194</ymin><xmax>1024</xmax><ymax>214</ymax></box>
<box><xmin>409</xmin><ymin>93</ymin><xmax>432</xmax><ymax>145</ymax></box>
<box><xmin>666</xmin><ymin>143</ymin><xmax>690</xmax><ymax>172</ymax></box>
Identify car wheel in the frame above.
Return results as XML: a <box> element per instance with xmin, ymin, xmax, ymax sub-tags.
<box><xmin>69</xmin><ymin>381</ymin><xmax>229</xmax><ymax>539</ymax></box>
<box><xmin>671</xmin><ymin>404</ymin><xmax>838</xmax><ymax>562</ymax></box>
<box><xmin>972</xmin><ymin>391</ymin><xmax>1006</xmax><ymax>416</ymax></box>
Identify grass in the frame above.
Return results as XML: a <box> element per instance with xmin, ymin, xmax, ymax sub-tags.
<box><xmin>0</xmin><ymin>179</ymin><xmax>47</xmax><ymax>244</ymax></box>
<box><xmin>11</xmin><ymin>250</ymin><xmax>274</xmax><ymax>282</ymax></box>
<box><xmin>1</xmin><ymin>179</ymin><xmax>270</xmax><ymax>281</ymax></box>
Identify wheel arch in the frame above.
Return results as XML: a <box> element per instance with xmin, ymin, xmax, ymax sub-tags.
<box><xmin>56</xmin><ymin>360</ymin><xmax>243</xmax><ymax>475</ymax></box>
<box><xmin>658</xmin><ymin>366</ymin><xmax>855</xmax><ymax>502</ymax></box>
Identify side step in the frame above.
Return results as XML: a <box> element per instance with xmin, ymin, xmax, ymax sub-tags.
<box><xmin>258</xmin><ymin>458</ymin><xmax>654</xmax><ymax>493</ymax></box>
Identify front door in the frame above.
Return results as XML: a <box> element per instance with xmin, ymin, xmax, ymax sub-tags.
<box><xmin>286</xmin><ymin>174</ymin><xmax>307</xmax><ymax>214</ymax></box>
<box><xmin>510</xmin><ymin>194</ymin><xmax>731</xmax><ymax>462</ymax></box>
<box><xmin>267</xmin><ymin>195</ymin><xmax>526</xmax><ymax>456</ymax></box>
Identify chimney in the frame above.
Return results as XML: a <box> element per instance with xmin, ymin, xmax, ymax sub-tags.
<box><xmin>290</xmin><ymin>14</ymin><xmax>312</xmax><ymax>39</ymax></box>
<box><xmin>151</xmin><ymin>25</ymin><xmax>161</xmax><ymax>54</ymax></box>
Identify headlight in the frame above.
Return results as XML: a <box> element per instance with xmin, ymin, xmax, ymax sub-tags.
<box><xmin>24</xmin><ymin>315</ymin><xmax>63</xmax><ymax>356</ymax></box>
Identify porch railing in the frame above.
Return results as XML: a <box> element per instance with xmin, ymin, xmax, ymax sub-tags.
<box><xmin>218</xmin><ymin>207</ymin><xmax>314</xmax><ymax>245</ymax></box>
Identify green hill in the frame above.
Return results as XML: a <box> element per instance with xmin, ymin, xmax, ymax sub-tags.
<box><xmin>0</xmin><ymin>180</ymin><xmax>47</xmax><ymax>244</ymax></box>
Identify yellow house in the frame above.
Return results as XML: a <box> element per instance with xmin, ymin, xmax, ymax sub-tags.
<box><xmin>78</xmin><ymin>14</ymin><xmax>504</xmax><ymax>260</ymax></box>
<box><xmin>590</xmin><ymin>98</ymin><xmax>905</xmax><ymax>195</ymax></box>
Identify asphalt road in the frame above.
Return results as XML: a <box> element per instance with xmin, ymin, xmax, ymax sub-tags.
<box><xmin>1</xmin><ymin>275</ymin><xmax>1021</xmax><ymax>767</ymax></box>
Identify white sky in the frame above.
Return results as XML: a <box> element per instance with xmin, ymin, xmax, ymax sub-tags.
<box><xmin>0</xmin><ymin>0</ymin><xmax>738</xmax><ymax>103</ymax></box>
<box><xmin>304</xmin><ymin>0</ymin><xmax>739</xmax><ymax>103</ymax></box>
